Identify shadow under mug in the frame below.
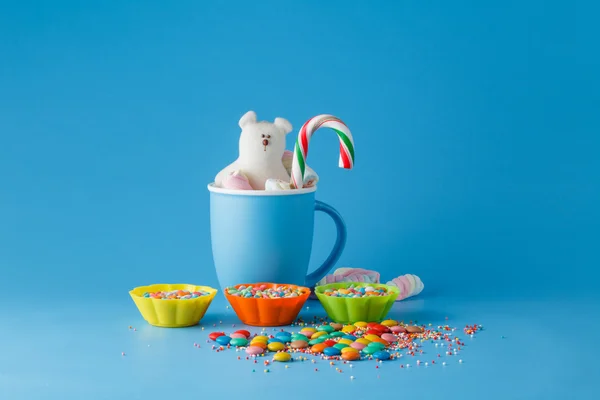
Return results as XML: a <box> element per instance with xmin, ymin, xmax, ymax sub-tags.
<box><xmin>208</xmin><ymin>183</ymin><xmax>347</xmax><ymax>290</ymax></box>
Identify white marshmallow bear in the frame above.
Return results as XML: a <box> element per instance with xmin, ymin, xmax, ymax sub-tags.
<box><xmin>215</xmin><ymin>111</ymin><xmax>293</xmax><ymax>190</ymax></box>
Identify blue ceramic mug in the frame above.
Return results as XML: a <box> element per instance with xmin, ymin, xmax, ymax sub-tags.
<box><xmin>208</xmin><ymin>183</ymin><xmax>347</xmax><ymax>290</ymax></box>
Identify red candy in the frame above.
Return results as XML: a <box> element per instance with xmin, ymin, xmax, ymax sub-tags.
<box><xmin>372</xmin><ymin>324</ymin><xmax>390</xmax><ymax>333</ymax></box>
<box><xmin>235</xmin><ymin>330</ymin><xmax>250</xmax><ymax>338</ymax></box>
<box><xmin>209</xmin><ymin>332</ymin><xmax>225</xmax><ymax>341</ymax></box>
<box><xmin>366</xmin><ymin>329</ymin><xmax>382</xmax><ymax>336</ymax></box>
<box><xmin>323</xmin><ymin>340</ymin><xmax>337</xmax><ymax>347</ymax></box>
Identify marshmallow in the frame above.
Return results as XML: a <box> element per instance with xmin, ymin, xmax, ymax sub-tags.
<box><xmin>316</xmin><ymin>267</ymin><xmax>380</xmax><ymax>287</ymax></box>
<box><xmin>386</xmin><ymin>274</ymin><xmax>425</xmax><ymax>301</ymax></box>
<box><xmin>222</xmin><ymin>170</ymin><xmax>253</xmax><ymax>190</ymax></box>
<box><xmin>265</xmin><ymin>179</ymin><xmax>292</xmax><ymax>191</ymax></box>
<box><xmin>282</xmin><ymin>150</ymin><xmax>319</xmax><ymax>188</ymax></box>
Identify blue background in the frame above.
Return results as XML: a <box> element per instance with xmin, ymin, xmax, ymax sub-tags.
<box><xmin>1</xmin><ymin>0</ymin><xmax>598</xmax><ymax>399</ymax></box>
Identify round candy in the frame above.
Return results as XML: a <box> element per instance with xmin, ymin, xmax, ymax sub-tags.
<box><xmin>317</xmin><ymin>325</ymin><xmax>335</xmax><ymax>333</ymax></box>
<box><xmin>309</xmin><ymin>337</ymin><xmax>326</xmax><ymax>346</ymax></box>
<box><xmin>329</xmin><ymin>331</ymin><xmax>345</xmax><ymax>338</ymax></box>
<box><xmin>367</xmin><ymin>342</ymin><xmax>386</xmax><ymax>351</ymax></box>
<box><xmin>291</xmin><ymin>334</ymin><xmax>308</xmax><ymax>342</ymax></box>
<box><xmin>342</xmin><ymin>325</ymin><xmax>357</xmax><ymax>333</ymax></box>
<box><xmin>234</xmin><ymin>329</ymin><xmax>251</xmax><ymax>338</ymax></box>
<box><xmin>276</xmin><ymin>331</ymin><xmax>292</xmax><ymax>339</ymax></box>
<box><xmin>273</xmin><ymin>352</ymin><xmax>291</xmax><ymax>362</ymax></box>
<box><xmin>230</xmin><ymin>338</ymin><xmax>248</xmax><ymax>347</ymax></box>
<box><xmin>364</xmin><ymin>334</ymin><xmax>381</xmax><ymax>342</ymax></box>
<box><xmin>341</xmin><ymin>347</ymin><xmax>359</xmax><ymax>354</ymax></box>
<box><xmin>268</xmin><ymin>338</ymin><xmax>285</xmax><ymax>344</ymax></box>
<box><xmin>299</xmin><ymin>330</ymin><xmax>314</xmax><ymax>339</ymax></box>
<box><xmin>371</xmin><ymin>337</ymin><xmax>390</xmax><ymax>346</ymax></box>
<box><xmin>362</xmin><ymin>346</ymin><xmax>378</xmax><ymax>355</ymax></box>
<box><xmin>372</xmin><ymin>324</ymin><xmax>390</xmax><ymax>333</ymax></box>
<box><xmin>311</xmin><ymin>331</ymin><xmax>328</xmax><ymax>339</ymax></box>
<box><xmin>356</xmin><ymin>338</ymin><xmax>371</xmax><ymax>345</ymax></box>
<box><xmin>350</xmin><ymin>342</ymin><xmax>366</xmax><ymax>350</ymax></box>
<box><xmin>366</xmin><ymin>329</ymin><xmax>382</xmax><ymax>336</ymax></box>
<box><xmin>246</xmin><ymin>346</ymin><xmax>264</xmax><ymax>355</ymax></box>
<box><xmin>323</xmin><ymin>340</ymin><xmax>337</xmax><ymax>347</ymax></box>
<box><xmin>311</xmin><ymin>343</ymin><xmax>328</xmax><ymax>353</ymax></box>
<box><xmin>390</xmin><ymin>326</ymin><xmax>407</xmax><ymax>334</ymax></box>
<box><xmin>366</xmin><ymin>322</ymin><xmax>379</xmax><ymax>329</ymax></box>
<box><xmin>354</xmin><ymin>321</ymin><xmax>368</xmax><ymax>328</ymax></box>
<box><xmin>373</xmin><ymin>350</ymin><xmax>391</xmax><ymax>360</ymax></box>
<box><xmin>381</xmin><ymin>333</ymin><xmax>396</xmax><ymax>343</ymax></box>
<box><xmin>268</xmin><ymin>342</ymin><xmax>285</xmax><ymax>352</ymax></box>
<box><xmin>381</xmin><ymin>320</ymin><xmax>398</xmax><ymax>327</ymax></box>
<box><xmin>342</xmin><ymin>351</ymin><xmax>360</xmax><ymax>361</ymax></box>
<box><xmin>229</xmin><ymin>333</ymin><xmax>247</xmax><ymax>339</ymax></box>
<box><xmin>323</xmin><ymin>347</ymin><xmax>341</xmax><ymax>356</ymax></box>
<box><xmin>209</xmin><ymin>332</ymin><xmax>225</xmax><ymax>341</ymax></box>
<box><xmin>216</xmin><ymin>336</ymin><xmax>231</xmax><ymax>345</ymax></box>
<box><xmin>334</xmin><ymin>343</ymin><xmax>349</xmax><ymax>350</ymax></box>
<box><xmin>252</xmin><ymin>335</ymin><xmax>269</xmax><ymax>342</ymax></box>
<box><xmin>342</xmin><ymin>334</ymin><xmax>357</xmax><ymax>341</ymax></box>
<box><xmin>338</xmin><ymin>339</ymin><xmax>354</xmax><ymax>346</ymax></box>
<box><xmin>329</xmin><ymin>322</ymin><xmax>343</xmax><ymax>331</ymax></box>
<box><xmin>291</xmin><ymin>340</ymin><xmax>308</xmax><ymax>349</ymax></box>
<box><xmin>406</xmin><ymin>326</ymin><xmax>424</xmax><ymax>333</ymax></box>
<box><xmin>301</xmin><ymin>327</ymin><xmax>317</xmax><ymax>333</ymax></box>
<box><xmin>249</xmin><ymin>341</ymin><xmax>267</xmax><ymax>350</ymax></box>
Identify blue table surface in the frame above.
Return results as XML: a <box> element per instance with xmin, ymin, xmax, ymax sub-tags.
<box><xmin>1</xmin><ymin>291</ymin><xmax>598</xmax><ymax>400</ymax></box>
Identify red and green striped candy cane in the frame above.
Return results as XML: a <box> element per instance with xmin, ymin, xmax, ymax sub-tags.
<box><xmin>290</xmin><ymin>115</ymin><xmax>355</xmax><ymax>189</ymax></box>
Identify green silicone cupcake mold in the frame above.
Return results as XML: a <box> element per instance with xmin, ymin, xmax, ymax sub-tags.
<box><xmin>315</xmin><ymin>282</ymin><xmax>400</xmax><ymax>324</ymax></box>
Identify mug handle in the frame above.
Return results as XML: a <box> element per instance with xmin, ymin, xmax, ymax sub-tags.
<box><xmin>305</xmin><ymin>200</ymin><xmax>347</xmax><ymax>288</ymax></box>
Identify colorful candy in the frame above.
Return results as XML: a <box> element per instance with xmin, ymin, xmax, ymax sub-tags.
<box><xmin>225</xmin><ymin>285</ymin><xmax>307</xmax><ymax>298</ymax></box>
<box><xmin>143</xmin><ymin>289</ymin><xmax>211</xmax><ymax>299</ymax></box>
<box><xmin>322</xmin><ymin>285</ymin><xmax>390</xmax><ymax>298</ymax></box>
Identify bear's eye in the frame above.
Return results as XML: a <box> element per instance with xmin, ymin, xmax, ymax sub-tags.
<box><xmin>267</xmin><ymin>135</ymin><xmax>271</xmax><ymax>138</ymax></box>
<box><xmin>261</xmin><ymin>134</ymin><xmax>265</xmax><ymax>138</ymax></box>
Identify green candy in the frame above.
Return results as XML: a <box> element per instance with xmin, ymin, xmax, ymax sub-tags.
<box><xmin>367</xmin><ymin>342</ymin><xmax>386</xmax><ymax>351</ymax></box>
<box><xmin>317</xmin><ymin>325</ymin><xmax>335</xmax><ymax>333</ymax></box>
<box><xmin>292</xmin><ymin>334</ymin><xmax>308</xmax><ymax>342</ymax></box>
<box><xmin>230</xmin><ymin>338</ymin><xmax>248</xmax><ymax>347</ymax></box>
<box><xmin>329</xmin><ymin>331</ymin><xmax>344</xmax><ymax>338</ymax></box>
<box><xmin>362</xmin><ymin>346</ymin><xmax>378</xmax><ymax>355</ymax></box>
<box><xmin>309</xmin><ymin>337</ymin><xmax>326</xmax><ymax>345</ymax></box>
<box><xmin>334</xmin><ymin>343</ymin><xmax>349</xmax><ymax>350</ymax></box>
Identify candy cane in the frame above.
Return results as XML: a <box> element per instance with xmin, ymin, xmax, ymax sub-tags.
<box><xmin>290</xmin><ymin>115</ymin><xmax>355</xmax><ymax>189</ymax></box>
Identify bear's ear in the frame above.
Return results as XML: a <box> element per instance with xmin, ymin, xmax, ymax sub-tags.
<box><xmin>239</xmin><ymin>111</ymin><xmax>257</xmax><ymax>129</ymax></box>
<box><xmin>274</xmin><ymin>117</ymin><xmax>292</xmax><ymax>135</ymax></box>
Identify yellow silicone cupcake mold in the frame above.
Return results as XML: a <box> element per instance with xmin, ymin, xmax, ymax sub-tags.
<box><xmin>129</xmin><ymin>284</ymin><xmax>217</xmax><ymax>328</ymax></box>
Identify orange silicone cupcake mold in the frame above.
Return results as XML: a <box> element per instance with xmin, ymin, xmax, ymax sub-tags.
<box><xmin>224</xmin><ymin>283</ymin><xmax>311</xmax><ymax>326</ymax></box>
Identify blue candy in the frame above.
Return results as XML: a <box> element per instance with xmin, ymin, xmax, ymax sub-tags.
<box><xmin>268</xmin><ymin>338</ymin><xmax>285</xmax><ymax>344</ymax></box>
<box><xmin>216</xmin><ymin>336</ymin><xmax>231</xmax><ymax>345</ymax></box>
<box><xmin>342</xmin><ymin>334</ymin><xmax>357</xmax><ymax>340</ymax></box>
<box><xmin>372</xmin><ymin>350</ymin><xmax>391</xmax><ymax>360</ymax></box>
<box><xmin>323</xmin><ymin>347</ymin><xmax>341</xmax><ymax>356</ymax></box>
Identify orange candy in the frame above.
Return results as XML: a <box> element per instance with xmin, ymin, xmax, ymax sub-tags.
<box><xmin>249</xmin><ymin>341</ymin><xmax>267</xmax><ymax>350</ymax></box>
<box><xmin>311</xmin><ymin>343</ymin><xmax>328</xmax><ymax>353</ymax></box>
<box><xmin>342</xmin><ymin>351</ymin><xmax>360</xmax><ymax>361</ymax></box>
<box><xmin>371</xmin><ymin>337</ymin><xmax>390</xmax><ymax>346</ymax></box>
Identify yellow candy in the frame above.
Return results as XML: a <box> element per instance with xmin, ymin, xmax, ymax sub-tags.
<box><xmin>273</xmin><ymin>352</ymin><xmax>291</xmax><ymax>362</ymax></box>
<box><xmin>268</xmin><ymin>342</ymin><xmax>285</xmax><ymax>352</ymax></box>
<box><xmin>311</xmin><ymin>331</ymin><xmax>328</xmax><ymax>339</ymax></box>
<box><xmin>300</xmin><ymin>327</ymin><xmax>317</xmax><ymax>333</ymax></box>
<box><xmin>364</xmin><ymin>334</ymin><xmax>381</xmax><ymax>342</ymax></box>
<box><xmin>338</xmin><ymin>289</ymin><xmax>350</xmax><ymax>295</ymax></box>
<box><xmin>252</xmin><ymin>336</ymin><xmax>269</xmax><ymax>343</ymax></box>
<box><xmin>381</xmin><ymin>320</ymin><xmax>398</xmax><ymax>327</ymax></box>
<box><xmin>354</xmin><ymin>321</ymin><xmax>368</xmax><ymax>328</ymax></box>
<box><xmin>356</xmin><ymin>338</ymin><xmax>371</xmax><ymax>345</ymax></box>
<box><xmin>341</xmin><ymin>347</ymin><xmax>359</xmax><ymax>354</ymax></box>
<box><xmin>342</xmin><ymin>325</ymin><xmax>356</xmax><ymax>333</ymax></box>
<box><xmin>338</xmin><ymin>339</ymin><xmax>354</xmax><ymax>346</ymax></box>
